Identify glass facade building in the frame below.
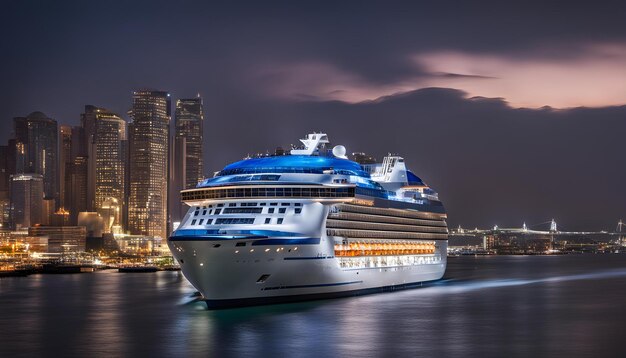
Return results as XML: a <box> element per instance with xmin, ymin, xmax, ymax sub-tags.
<box><xmin>82</xmin><ymin>106</ymin><xmax>127</xmax><ymax>232</ymax></box>
<box><xmin>10</xmin><ymin>173</ymin><xmax>44</xmax><ymax>229</ymax></box>
<box><xmin>175</xmin><ymin>97</ymin><xmax>204</xmax><ymax>189</ymax></box>
<box><xmin>13</xmin><ymin>112</ymin><xmax>58</xmax><ymax>205</ymax></box>
<box><xmin>171</xmin><ymin>96</ymin><xmax>204</xmax><ymax>224</ymax></box>
<box><xmin>128</xmin><ymin>90</ymin><xmax>170</xmax><ymax>239</ymax></box>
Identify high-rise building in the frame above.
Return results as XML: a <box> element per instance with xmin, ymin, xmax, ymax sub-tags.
<box><xmin>58</xmin><ymin>125</ymin><xmax>72</xmax><ymax>211</ymax></box>
<box><xmin>60</xmin><ymin>125</ymin><xmax>89</xmax><ymax>225</ymax></box>
<box><xmin>128</xmin><ymin>90</ymin><xmax>170</xmax><ymax>239</ymax></box>
<box><xmin>0</xmin><ymin>145</ymin><xmax>10</xmax><ymax>225</ymax></box>
<box><xmin>9</xmin><ymin>173</ymin><xmax>44</xmax><ymax>229</ymax></box>
<box><xmin>13</xmin><ymin>112</ymin><xmax>58</xmax><ymax>205</ymax></box>
<box><xmin>81</xmin><ymin>106</ymin><xmax>127</xmax><ymax>232</ymax></box>
<box><xmin>175</xmin><ymin>97</ymin><xmax>204</xmax><ymax>189</ymax></box>
<box><xmin>171</xmin><ymin>96</ymin><xmax>204</xmax><ymax>224</ymax></box>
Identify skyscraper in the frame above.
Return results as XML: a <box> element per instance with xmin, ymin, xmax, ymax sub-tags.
<box><xmin>0</xmin><ymin>145</ymin><xmax>10</xmax><ymax>225</ymax></box>
<box><xmin>58</xmin><ymin>125</ymin><xmax>72</xmax><ymax>211</ymax></box>
<box><xmin>128</xmin><ymin>90</ymin><xmax>170</xmax><ymax>239</ymax></box>
<box><xmin>175</xmin><ymin>96</ymin><xmax>204</xmax><ymax>189</ymax></box>
<box><xmin>10</xmin><ymin>173</ymin><xmax>44</xmax><ymax>229</ymax></box>
<box><xmin>171</xmin><ymin>96</ymin><xmax>204</xmax><ymax>224</ymax></box>
<box><xmin>14</xmin><ymin>112</ymin><xmax>58</xmax><ymax>205</ymax></box>
<box><xmin>81</xmin><ymin>106</ymin><xmax>127</xmax><ymax>232</ymax></box>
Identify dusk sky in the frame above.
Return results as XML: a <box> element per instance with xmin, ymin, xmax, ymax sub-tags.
<box><xmin>2</xmin><ymin>0</ymin><xmax>625</xmax><ymax>230</ymax></box>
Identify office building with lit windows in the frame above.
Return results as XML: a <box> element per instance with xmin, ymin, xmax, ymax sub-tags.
<box><xmin>128</xmin><ymin>90</ymin><xmax>171</xmax><ymax>239</ymax></box>
<box><xmin>81</xmin><ymin>106</ymin><xmax>127</xmax><ymax>232</ymax></box>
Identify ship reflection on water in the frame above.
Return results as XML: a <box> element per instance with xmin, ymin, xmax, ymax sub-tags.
<box><xmin>1</xmin><ymin>255</ymin><xmax>625</xmax><ymax>357</ymax></box>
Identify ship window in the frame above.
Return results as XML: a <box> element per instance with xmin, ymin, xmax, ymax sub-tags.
<box><xmin>191</xmin><ymin>219</ymin><xmax>197</xmax><ymax>225</ymax></box>
<box><xmin>295</xmin><ymin>208</ymin><xmax>302</xmax><ymax>214</ymax></box>
<box><xmin>214</xmin><ymin>209</ymin><xmax>221</xmax><ymax>215</ymax></box>
<box><xmin>208</xmin><ymin>205</ymin><xmax>213</xmax><ymax>208</ymax></box>
<box><xmin>260</xmin><ymin>203</ymin><xmax>267</xmax><ymax>206</ymax></box>
<box><xmin>270</xmin><ymin>203</ymin><xmax>278</xmax><ymax>206</ymax></box>
<box><xmin>202</xmin><ymin>210</ymin><xmax>207</xmax><ymax>215</ymax></box>
<box><xmin>268</xmin><ymin>208</ymin><xmax>275</xmax><ymax>214</ymax></box>
<box><xmin>277</xmin><ymin>218</ymin><xmax>284</xmax><ymax>224</ymax></box>
<box><xmin>198</xmin><ymin>219</ymin><xmax>204</xmax><ymax>225</ymax></box>
<box><xmin>208</xmin><ymin>210</ymin><xmax>213</xmax><ymax>215</ymax></box>
<box><xmin>236</xmin><ymin>242</ymin><xmax>246</xmax><ymax>247</ymax></box>
<box><xmin>224</xmin><ymin>208</ymin><xmax>263</xmax><ymax>214</ymax></box>
<box><xmin>194</xmin><ymin>211</ymin><xmax>199</xmax><ymax>216</ymax></box>
<box><xmin>202</xmin><ymin>206</ymin><xmax>207</xmax><ymax>209</ymax></box>
<box><xmin>217</xmin><ymin>203</ymin><xmax>224</xmax><ymax>207</ymax></box>
<box><xmin>213</xmin><ymin>244</ymin><xmax>220</xmax><ymax>248</ymax></box>
<box><xmin>215</xmin><ymin>218</ymin><xmax>255</xmax><ymax>224</ymax></box>
<box><xmin>281</xmin><ymin>203</ymin><xmax>290</xmax><ymax>206</ymax></box>
<box><xmin>256</xmin><ymin>274</ymin><xmax>270</xmax><ymax>283</ymax></box>
<box><xmin>295</xmin><ymin>203</ymin><xmax>302</xmax><ymax>207</ymax></box>
<box><xmin>229</xmin><ymin>203</ymin><xmax>236</xmax><ymax>207</ymax></box>
<box><xmin>279</xmin><ymin>208</ymin><xmax>286</xmax><ymax>214</ymax></box>
<box><xmin>264</xmin><ymin>218</ymin><xmax>271</xmax><ymax>224</ymax></box>
<box><xmin>207</xmin><ymin>219</ymin><xmax>213</xmax><ymax>225</ymax></box>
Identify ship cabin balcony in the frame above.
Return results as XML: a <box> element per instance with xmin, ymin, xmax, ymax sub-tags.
<box><xmin>334</xmin><ymin>241</ymin><xmax>436</xmax><ymax>257</ymax></box>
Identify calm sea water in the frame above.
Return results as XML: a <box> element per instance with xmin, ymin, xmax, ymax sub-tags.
<box><xmin>1</xmin><ymin>255</ymin><xmax>626</xmax><ymax>357</ymax></box>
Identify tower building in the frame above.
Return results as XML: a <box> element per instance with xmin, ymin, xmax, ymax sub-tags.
<box><xmin>128</xmin><ymin>90</ymin><xmax>170</xmax><ymax>239</ymax></box>
<box><xmin>13</xmin><ymin>112</ymin><xmax>58</xmax><ymax>205</ymax></box>
<box><xmin>171</xmin><ymin>96</ymin><xmax>204</xmax><ymax>224</ymax></box>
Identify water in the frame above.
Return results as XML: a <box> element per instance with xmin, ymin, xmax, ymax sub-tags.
<box><xmin>1</xmin><ymin>255</ymin><xmax>626</xmax><ymax>357</ymax></box>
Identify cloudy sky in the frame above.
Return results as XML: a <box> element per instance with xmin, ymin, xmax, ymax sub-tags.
<box><xmin>2</xmin><ymin>0</ymin><xmax>625</xmax><ymax>230</ymax></box>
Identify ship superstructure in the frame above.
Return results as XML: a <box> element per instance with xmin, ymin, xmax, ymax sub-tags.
<box><xmin>168</xmin><ymin>133</ymin><xmax>448</xmax><ymax>308</ymax></box>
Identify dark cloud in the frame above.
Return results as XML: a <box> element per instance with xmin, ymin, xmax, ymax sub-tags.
<box><xmin>201</xmin><ymin>88</ymin><xmax>626</xmax><ymax>231</ymax></box>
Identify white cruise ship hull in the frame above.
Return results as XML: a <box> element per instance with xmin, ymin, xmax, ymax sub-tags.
<box><xmin>168</xmin><ymin>234</ymin><xmax>446</xmax><ymax>308</ymax></box>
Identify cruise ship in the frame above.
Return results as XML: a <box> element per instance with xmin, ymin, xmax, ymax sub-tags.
<box><xmin>168</xmin><ymin>133</ymin><xmax>448</xmax><ymax>308</ymax></box>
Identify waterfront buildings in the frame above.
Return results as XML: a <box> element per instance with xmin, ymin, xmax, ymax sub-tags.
<box><xmin>128</xmin><ymin>90</ymin><xmax>171</xmax><ymax>240</ymax></box>
<box><xmin>13</xmin><ymin>112</ymin><xmax>58</xmax><ymax>205</ymax></box>
<box><xmin>171</xmin><ymin>96</ymin><xmax>204</xmax><ymax>224</ymax></box>
<box><xmin>9</xmin><ymin>174</ymin><xmax>44</xmax><ymax>229</ymax></box>
<box><xmin>28</xmin><ymin>226</ymin><xmax>87</xmax><ymax>253</ymax></box>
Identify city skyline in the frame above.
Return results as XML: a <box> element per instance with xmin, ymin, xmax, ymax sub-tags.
<box><xmin>2</xmin><ymin>1</ymin><xmax>626</xmax><ymax>231</ymax></box>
